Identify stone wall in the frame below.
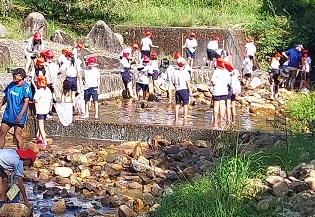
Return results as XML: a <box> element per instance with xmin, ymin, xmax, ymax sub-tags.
<box><xmin>113</xmin><ymin>26</ymin><xmax>246</xmax><ymax>69</ymax></box>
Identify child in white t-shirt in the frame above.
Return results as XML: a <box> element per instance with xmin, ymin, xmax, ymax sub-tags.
<box><xmin>183</xmin><ymin>32</ymin><xmax>198</xmax><ymax>68</ymax></box>
<box><xmin>269</xmin><ymin>53</ymin><xmax>281</xmax><ymax>99</ymax></box>
<box><xmin>81</xmin><ymin>57</ymin><xmax>101</xmax><ymax>119</ymax></box>
<box><xmin>136</xmin><ymin>56</ymin><xmax>153</xmax><ymax>101</ymax></box>
<box><xmin>172</xmin><ymin>61</ymin><xmax>191</xmax><ymax>125</ymax></box>
<box><xmin>242</xmin><ymin>55</ymin><xmax>253</xmax><ymax>88</ymax></box>
<box><xmin>160</xmin><ymin>58</ymin><xmax>175</xmax><ymax>103</ymax></box>
<box><xmin>34</xmin><ymin>75</ymin><xmax>53</xmax><ymax>149</ymax></box>
<box><xmin>140</xmin><ymin>31</ymin><xmax>158</xmax><ymax>59</ymax></box>
<box><xmin>300</xmin><ymin>56</ymin><xmax>310</xmax><ymax>90</ymax></box>
<box><xmin>150</xmin><ymin>52</ymin><xmax>161</xmax><ymax>96</ymax></box>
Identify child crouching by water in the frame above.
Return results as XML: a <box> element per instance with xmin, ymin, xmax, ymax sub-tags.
<box><xmin>34</xmin><ymin>75</ymin><xmax>53</xmax><ymax>149</ymax></box>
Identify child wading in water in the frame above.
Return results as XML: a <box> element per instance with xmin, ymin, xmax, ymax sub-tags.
<box><xmin>34</xmin><ymin>75</ymin><xmax>53</xmax><ymax>149</ymax></box>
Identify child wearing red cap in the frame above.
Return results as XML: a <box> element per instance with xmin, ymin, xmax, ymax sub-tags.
<box><xmin>136</xmin><ymin>56</ymin><xmax>153</xmax><ymax>101</ymax></box>
<box><xmin>150</xmin><ymin>52</ymin><xmax>161</xmax><ymax>96</ymax></box>
<box><xmin>24</xmin><ymin>32</ymin><xmax>45</xmax><ymax>74</ymax></box>
<box><xmin>81</xmin><ymin>57</ymin><xmax>101</xmax><ymax>119</ymax></box>
<box><xmin>242</xmin><ymin>54</ymin><xmax>253</xmax><ymax>88</ymax></box>
<box><xmin>72</xmin><ymin>43</ymin><xmax>83</xmax><ymax>61</ymax></box>
<box><xmin>172</xmin><ymin>61</ymin><xmax>192</xmax><ymax>125</ymax></box>
<box><xmin>183</xmin><ymin>32</ymin><xmax>198</xmax><ymax>68</ymax></box>
<box><xmin>33</xmin><ymin>75</ymin><xmax>53</xmax><ymax>148</ymax></box>
<box><xmin>120</xmin><ymin>51</ymin><xmax>135</xmax><ymax>99</ymax></box>
<box><xmin>244</xmin><ymin>38</ymin><xmax>256</xmax><ymax>70</ymax></box>
<box><xmin>206</xmin><ymin>37</ymin><xmax>220</xmax><ymax>68</ymax></box>
<box><xmin>299</xmin><ymin>56</ymin><xmax>310</xmax><ymax>90</ymax></box>
<box><xmin>140</xmin><ymin>31</ymin><xmax>159</xmax><ymax>59</ymax></box>
<box><xmin>0</xmin><ymin>149</ymin><xmax>36</xmax><ymax>205</ymax></box>
<box><xmin>269</xmin><ymin>53</ymin><xmax>282</xmax><ymax>99</ymax></box>
<box><xmin>211</xmin><ymin>58</ymin><xmax>231</xmax><ymax>128</ymax></box>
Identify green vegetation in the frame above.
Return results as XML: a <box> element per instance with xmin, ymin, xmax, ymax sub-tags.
<box><xmin>286</xmin><ymin>93</ymin><xmax>315</xmax><ymax>134</ymax></box>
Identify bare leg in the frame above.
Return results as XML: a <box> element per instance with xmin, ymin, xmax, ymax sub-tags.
<box><xmin>127</xmin><ymin>82</ymin><xmax>134</xmax><ymax>98</ymax></box>
<box><xmin>0</xmin><ymin>176</ymin><xmax>7</xmax><ymax>201</ymax></box>
<box><xmin>219</xmin><ymin>100</ymin><xmax>226</xmax><ymax>127</ymax></box>
<box><xmin>37</xmin><ymin>119</ymin><xmax>46</xmax><ymax>143</ymax></box>
<box><xmin>24</xmin><ymin>56</ymin><xmax>32</xmax><ymax>74</ymax></box>
<box><xmin>85</xmin><ymin>101</ymin><xmax>89</xmax><ymax>116</ymax></box>
<box><xmin>136</xmin><ymin>90</ymin><xmax>141</xmax><ymax>101</ymax></box>
<box><xmin>142</xmin><ymin>90</ymin><xmax>147</xmax><ymax>100</ymax></box>
<box><xmin>231</xmin><ymin>100</ymin><xmax>236</xmax><ymax>123</ymax></box>
<box><xmin>0</xmin><ymin>123</ymin><xmax>10</xmax><ymax>149</ymax></box>
<box><xmin>14</xmin><ymin>126</ymin><xmax>24</xmax><ymax>150</ymax></box>
<box><xmin>226</xmin><ymin>99</ymin><xmax>231</xmax><ymax>124</ymax></box>
<box><xmin>61</xmin><ymin>90</ymin><xmax>67</xmax><ymax>102</ymax></box>
<box><xmin>183</xmin><ymin>104</ymin><xmax>188</xmax><ymax>122</ymax></box>
<box><xmin>168</xmin><ymin>85</ymin><xmax>173</xmax><ymax>103</ymax></box>
<box><xmin>175</xmin><ymin>104</ymin><xmax>180</xmax><ymax>122</ymax></box>
<box><xmin>94</xmin><ymin>101</ymin><xmax>99</xmax><ymax>118</ymax></box>
<box><xmin>213</xmin><ymin>100</ymin><xmax>220</xmax><ymax>127</ymax></box>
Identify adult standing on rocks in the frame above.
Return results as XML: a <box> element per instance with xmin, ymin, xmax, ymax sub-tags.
<box><xmin>0</xmin><ymin>148</ymin><xmax>36</xmax><ymax>205</ymax></box>
<box><xmin>282</xmin><ymin>44</ymin><xmax>303</xmax><ymax>91</ymax></box>
<box><xmin>140</xmin><ymin>31</ymin><xmax>158</xmax><ymax>59</ymax></box>
<box><xmin>0</xmin><ymin>68</ymin><xmax>32</xmax><ymax>149</ymax></box>
<box><xmin>24</xmin><ymin>32</ymin><xmax>45</xmax><ymax>74</ymax></box>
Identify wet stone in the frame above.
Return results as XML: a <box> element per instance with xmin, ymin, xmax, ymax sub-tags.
<box><xmin>194</xmin><ymin>148</ymin><xmax>212</xmax><ymax>157</ymax></box>
<box><xmin>118</xmin><ymin>205</ymin><xmax>136</xmax><ymax>217</ymax></box>
<box><xmin>43</xmin><ymin>190</ymin><xmax>55</xmax><ymax>199</ymax></box>
<box><xmin>101</xmin><ymin>195</ymin><xmax>111</xmax><ymax>206</ymax></box>
<box><xmin>74</xmin><ymin>211</ymin><xmax>89</xmax><ymax>217</ymax></box>
<box><xmin>164</xmin><ymin>146</ymin><xmax>180</xmax><ymax>155</ymax></box>
<box><xmin>51</xmin><ymin>199</ymin><xmax>67</xmax><ymax>214</ymax></box>
<box><xmin>39</xmin><ymin>213</ymin><xmax>54</xmax><ymax>217</ymax></box>
<box><xmin>66</xmin><ymin>201</ymin><xmax>81</xmax><ymax>210</ymax></box>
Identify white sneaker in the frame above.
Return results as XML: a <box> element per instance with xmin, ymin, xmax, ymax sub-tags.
<box><xmin>94</xmin><ymin>115</ymin><xmax>99</xmax><ymax>119</ymax></box>
<box><xmin>80</xmin><ymin>114</ymin><xmax>89</xmax><ymax>119</ymax></box>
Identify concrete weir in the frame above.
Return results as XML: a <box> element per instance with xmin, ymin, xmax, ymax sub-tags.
<box><xmin>26</xmin><ymin>118</ymin><xmax>279</xmax><ymax>143</ymax></box>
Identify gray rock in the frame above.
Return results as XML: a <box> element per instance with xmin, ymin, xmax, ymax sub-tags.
<box><xmin>289</xmin><ymin>181</ymin><xmax>309</xmax><ymax>193</ymax></box>
<box><xmin>22</xmin><ymin>12</ymin><xmax>47</xmax><ymax>37</ymax></box>
<box><xmin>194</xmin><ymin>140</ymin><xmax>210</xmax><ymax>148</ymax></box>
<box><xmin>54</xmin><ymin>167</ymin><xmax>73</xmax><ymax>178</ymax></box>
<box><xmin>0</xmin><ymin>203</ymin><xmax>32</xmax><ymax>217</ymax></box>
<box><xmin>273</xmin><ymin>181</ymin><xmax>289</xmax><ymax>197</ymax></box>
<box><xmin>86</xmin><ymin>20</ymin><xmax>123</xmax><ymax>53</ymax></box>
<box><xmin>256</xmin><ymin>199</ymin><xmax>270</xmax><ymax>211</ymax></box>
<box><xmin>131</xmin><ymin>159</ymin><xmax>151</xmax><ymax>172</ymax></box>
<box><xmin>266</xmin><ymin>176</ymin><xmax>284</xmax><ymax>185</ymax></box>
<box><xmin>0</xmin><ymin>23</ymin><xmax>7</xmax><ymax>38</ymax></box>
<box><xmin>51</xmin><ymin>199</ymin><xmax>66</xmax><ymax>214</ymax></box>
<box><xmin>118</xmin><ymin>205</ymin><xmax>136</xmax><ymax>217</ymax></box>
<box><xmin>114</xmin><ymin>32</ymin><xmax>124</xmax><ymax>45</ymax></box>
<box><xmin>50</xmin><ymin>30</ymin><xmax>75</xmax><ymax>46</ymax></box>
<box><xmin>0</xmin><ymin>45</ymin><xmax>11</xmax><ymax>68</ymax></box>
<box><xmin>194</xmin><ymin>148</ymin><xmax>212</xmax><ymax>157</ymax></box>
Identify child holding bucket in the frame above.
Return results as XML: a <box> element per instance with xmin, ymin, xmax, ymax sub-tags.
<box><xmin>33</xmin><ymin>75</ymin><xmax>53</xmax><ymax>149</ymax></box>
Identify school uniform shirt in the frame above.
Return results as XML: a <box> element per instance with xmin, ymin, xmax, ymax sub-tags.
<box><xmin>2</xmin><ymin>81</ymin><xmax>32</xmax><ymax>125</ymax></box>
<box><xmin>0</xmin><ymin>149</ymin><xmax>24</xmax><ymax>177</ymax></box>
<box><xmin>245</xmin><ymin>42</ymin><xmax>256</xmax><ymax>56</ymax></box>
<box><xmin>302</xmin><ymin>62</ymin><xmax>310</xmax><ymax>73</ymax></box>
<box><xmin>172</xmin><ymin>69</ymin><xmax>190</xmax><ymax>91</ymax></box>
<box><xmin>34</xmin><ymin>87</ymin><xmax>52</xmax><ymax>115</ymax></box>
<box><xmin>307</xmin><ymin>56</ymin><xmax>312</xmax><ymax>66</ymax></box>
<box><xmin>151</xmin><ymin>60</ymin><xmax>159</xmax><ymax>71</ymax></box>
<box><xmin>141</xmin><ymin>37</ymin><xmax>152</xmax><ymax>51</ymax></box>
<box><xmin>83</xmin><ymin>67</ymin><xmax>100</xmax><ymax>88</ymax></box>
<box><xmin>58</xmin><ymin>54</ymin><xmax>67</xmax><ymax>66</ymax></box>
<box><xmin>60</xmin><ymin>59</ymin><xmax>80</xmax><ymax>77</ymax></box>
<box><xmin>230</xmin><ymin>69</ymin><xmax>241</xmax><ymax>95</ymax></box>
<box><xmin>45</xmin><ymin>62</ymin><xmax>59</xmax><ymax>84</ymax></box>
<box><xmin>211</xmin><ymin>68</ymin><xmax>230</xmax><ymax>96</ymax></box>
<box><xmin>165</xmin><ymin>66</ymin><xmax>175</xmax><ymax>84</ymax></box>
<box><xmin>215</xmin><ymin>49</ymin><xmax>227</xmax><ymax>57</ymax></box>
<box><xmin>243</xmin><ymin>57</ymin><xmax>252</xmax><ymax>74</ymax></box>
<box><xmin>284</xmin><ymin>48</ymin><xmax>302</xmax><ymax>68</ymax></box>
<box><xmin>184</xmin><ymin>38</ymin><xmax>198</xmax><ymax>53</ymax></box>
<box><xmin>207</xmin><ymin>40</ymin><xmax>219</xmax><ymax>50</ymax></box>
<box><xmin>137</xmin><ymin>65</ymin><xmax>153</xmax><ymax>85</ymax></box>
<box><xmin>24</xmin><ymin>38</ymin><xmax>45</xmax><ymax>57</ymax></box>
<box><xmin>120</xmin><ymin>57</ymin><xmax>131</xmax><ymax>72</ymax></box>
<box><xmin>270</xmin><ymin>59</ymin><xmax>280</xmax><ymax>69</ymax></box>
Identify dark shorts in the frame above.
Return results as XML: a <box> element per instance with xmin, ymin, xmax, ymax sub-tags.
<box><xmin>175</xmin><ymin>89</ymin><xmax>189</xmax><ymax>105</ymax></box>
<box><xmin>227</xmin><ymin>90</ymin><xmax>236</xmax><ymax>101</ymax></box>
<box><xmin>244</xmin><ymin>73</ymin><xmax>252</xmax><ymax>78</ymax></box>
<box><xmin>136</xmin><ymin>83</ymin><xmax>149</xmax><ymax>91</ymax></box>
<box><xmin>121</xmin><ymin>70</ymin><xmax>131</xmax><ymax>86</ymax></box>
<box><xmin>212</xmin><ymin>95</ymin><xmax>228</xmax><ymax>101</ymax></box>
<box><xmin>47</xmin><ymin>83</ymin><xmax>54</xmax><ymax>93</ymax></box>
<box><xmin>1</xmin><ymin>120</ymin><xmax>24</xmax><ymax>129</ymax></box>
<box><xmin>186</xmin><ymin>50</ymin><xmax>196</xmax><ymax>59</ymax></box>
<box><xmin>289</xmin><ymin>69</ymin><xmax>298</xmax><ymax>79</ymax></box>
<box><xmin>141</xmin><ymin>50</ymin><xmax>151</xmax><ymax>59</ymax></box>
<box><xmin>300</xmin><ymin>72</ymin><xmax>310</xmax><ymax>81</ymax></box>
<box><xmin>36</xmin><ymin>114</ymin><xmax>47</xmax><ymax>120</ymax></box>
<box><xmin>248</xmin><ymin>55</ymin><xmax>254</xmax><ymax>60</ymax></box>
<box><xmin>84</xmin><ymin>87</ymin><xmax>98</xmax><ymax>101</ymax></box>
<box><xmin>206</xmin><ymin>49</ymin><xmax>219</xmax><ymax>60</ymax></box>
<box><xmin>152</xmin><ymin>70</ymin><xmax>159</xmax><ymax>80</ymax></box>
<box><xmin>63</xmin><ymin>77</ymin><xmax>77</xmax><ymax>91</ymax></box>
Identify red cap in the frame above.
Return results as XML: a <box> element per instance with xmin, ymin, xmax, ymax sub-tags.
<box><xmin>150</xmin><ymin>52</ymin><xmax>158</xmax><ymax>58</ymax></box>
<box><xmin>143</xmin><ymin>56</ymin><xmax>150</xmax><ymax>62</ymax></box>
<box><xmin>274</xmin><ymin>53</ymin><xmax>281</xmax><ymax>58</ymax></box>
<box><xmin>16</xmin><ymin>149</ymin><xmax>37</xmax><ymax>165</ymax></box>
<box><xmin>303</xmin><ymin>49</ymin><xmax>309</xmax><ymax>54</ymax></box>
<box><xmin>33</xmin><ymin>32</ymin><xmax>41</xmax><ymax>40</ymax></box>
<box><xmin>225</xmin><ymin>62</ymin><xmax>234</xmax><ymax>72</ymax></box>
<box><xmin>189</xmin><ymin>32</ymin><xmax>196</xmax><ymax>37</ymax></box>
<box><xmin>173</xmin><ymin>52</ymin><xmax>180</xmax><ymax>60</ymax></box>
<box><xmin>213</xmin><ymin>36</ymin><xmax>220</xmax><ymax>41</ymax></box>
<box><xmin>75</xmin><ymin>43</ymin><xmax>83</xmax><ymax>50</ymax></box>
<box><xmin>40</xmin><ymin>49</ymin><xmax>47</xmax><ymax>58</ymax></box>
<box><xmin>61</xmin><ymin>48</ymin><xmax>67</xmax><ymax>54</ymax></box>
<box><xmin>301</xmin><ymin>56</ymin><xmax>307</xmax><ymax>61</ymax></box>
<box><xmin>45</xmin><ymin>50</ymin><xmax>54</xmax><ymax>58</ymax></box>
<box><xmin>65</xmin><ymin>49</ymin><xmax>73</xmax><ymax>57</ymax></box>
<box><xmin>249</xmin><ymin>38</ymin><xmax>254</xmax><ymax>42</ymax></box>
<box><xmin>122</xmin><ymin>50</ymin><xmax>130</xmax><ymax>58</ymax></box>
<box><xmin>36</xmin><ymin>57</ymin><xmax>45</xmax><ymax>66</ymax></box>
<box><xmin>87</xmin><ymin>57</ymin><xmax>97</xmax><ymax>65</ymax></box>
<box><xmin>216</xmin><ymin>58</ymin><xmax>225</xmax><ymax>69</ymax></box>
<box><xmin>145</xmin><ymin>31</ymin><xmax>152</xmax><ymax>36</ymax></box>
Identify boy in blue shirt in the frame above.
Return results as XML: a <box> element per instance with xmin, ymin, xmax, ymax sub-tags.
<box><xmin>0</xmin><ymin>68</ymin><xmax>32</xmax><ymax>149</ymax></box>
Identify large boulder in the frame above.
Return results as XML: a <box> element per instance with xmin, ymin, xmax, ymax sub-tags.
<box><xmin>0</xmin><ymin>203</ymin><xmax>32</xmax><ymax>217</ymax></box>
<box><xmin>0</xmin><ymin>45</ymin><xmax>11</xmax><ymax>68</ymax></box>
<box><xmin>22</xmin><ymin>12</ymin><xmax>47</xmax><ymax>37</ymax></box>
<box><xmin>0</xmin><ymin>23</ymin><xmax>7</xmax><ymax>38</ymax></box>
<box><xmin>114</xmin><ymin>32</ymin><xmax>124</xmax><ymax>45</ymax></box>
<box><xmin>86</xmin><ymin>20</ymin><xmax>123</xmax><ymax>53</ymax></box>
<box><xmin>249</xmin><ymin>103</ymin><xmax>275</xmax><ymax>115</ymax></box>
<box><xmin>83</xmin><ymin>54</ymin><xmax>119</xmax><ymax>70</ymax></box>
<box><xmin>50</xmin><ymin>30</ymin><xmax>75</xmax><ymax>46</ymax></box>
